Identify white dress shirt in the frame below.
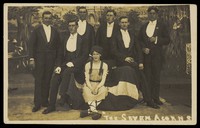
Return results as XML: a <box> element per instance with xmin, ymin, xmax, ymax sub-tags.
<box><xmin>42</xmin><ymin>24</ymin><xmax>51</xmax><ymax>42</ymax></box>
<box><xmin>120</xmin><ymin>29</ymin><xmax>131</xmax><ymax>48</ymax></box>
<box><xmin>107</xmin><ymin>22</ymin><xmax>114</xmax><ymax>38</ymax></box>
<box><xmin>66</xmin><ymin>33</ymin><xmax>78</xmax><ymax>52</ymax></box>
<box><xmin>146</xmin><ymin>20</ymin><xmax>158</xmax><ymax>44</ymax></box>
<box><xmin>77</xmin><ymin>20</ymin><xmax>87</xmax><ymax>36</ymax></box>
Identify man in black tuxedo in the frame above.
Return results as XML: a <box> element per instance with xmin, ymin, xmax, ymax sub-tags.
<box><xmin>138</xmin><ymin>6</ymin><xmax>170</xmax><ymax>106</ymax></box>
<box><xmin>96</xmin><ymin>9</ymin><xmax>120</xmax><ymax>62</ymax></box>
<box><xmin>42</xmin><ymin>16</ymin><xmax>89</xmax><ymax>114</ymax></box>
<box><xmin>29</xmin><ymin>11</ymin><xmax>63</xmax><ymax>112</ymax></box>
<box><xmin>95</xmin><ymin>9</ymin><xmax>120</xmax><ymax>84</ymax></box>
<box><xmin>77</xmin><ymin>6</ymin><xmax>95</xmax><ymax>51</ymax></box>
<box><xmin>111</xmin><ymin>16</ymin><xmax>160</xmax><ymax>109</ymax></box>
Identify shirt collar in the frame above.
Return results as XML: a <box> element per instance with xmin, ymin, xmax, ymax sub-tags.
<box><xmin>120</xmin><ymin>29</ymin><xmax>128</xmax><ymax>33</ymax></box>
<box><xmin>78</xmin><ymin>20</ymin><xmax>86</xmax><ymax>24</ymax></box>
<box><xmin>70</xmin><ymin>33</ymin><xmax>78</xmax><ymax>38</ymax></box>
<box><xmin>149</xmin><ymin>20</ymin><xmax>157</xmax><ymax>25</ymax></box>
<box><xmin>42</xmin><ymin>23</ymin><xmax>51</xmax><ymax>28</ymax></box>
<box><xmin>107</xmin><ymin>22</ymin><xmax>114</xmax><ymax>27</ymax></box>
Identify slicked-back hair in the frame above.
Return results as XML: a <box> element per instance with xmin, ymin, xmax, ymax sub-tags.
<box><xmin>147</xmin><ymin>6</ymin><xmax>159</xmax><ymax>13</ymax></box>
<box><xmin>42</xmin><ymin>11</ymin><xmax>52</xmax><ymax>18</ymax></box>
<box><xmin>67</xmin><ymin>16</ymin><xmax>79</xmax><ymax>25</ymax></box>
<box><xmin>77</xmin><ymin>6</ymin><xmax>87</xmax><ymax>13</ymax></box>
<box><xmin>119</xmin><ymin>16</ymin><xmax>129</xmax><ymax>22</ymax></box>
<box><xmin>106</xmin><ymin>9</ymin><xmax>117</xmax><ymax>16</ymax></box>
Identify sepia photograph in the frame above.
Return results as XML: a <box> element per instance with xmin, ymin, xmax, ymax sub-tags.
<box><xmin>3</xmin><ymin>3</ymin><xmax>197</xmax><ymax>125</ymax></box>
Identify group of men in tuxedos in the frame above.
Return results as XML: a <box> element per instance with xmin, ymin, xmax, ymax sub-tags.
<box><xmin>29</xmin><ymin>6</ymin><xmax>170</xmax><ymax>114</ymax></box>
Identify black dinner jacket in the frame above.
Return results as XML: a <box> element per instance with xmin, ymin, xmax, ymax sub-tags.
<box><xmin>138</xmin><ymin>19</ymin><xmax>170</xmax><ymax>51</ymax></box>
<box><xmin>95</xmin><ymin>21</ymin><xmax>120</xmax><ymax>59</ymax></box>
<box><xmin>81</xmin><ymin>22</ymin><xmax>95</xmax><ymax>50</ymax></box>
<box><xmin>61</xmin><ymin>32</ymin><xmax>89</xmax><ymax>69</ymax></box>
<box><xmin>111</xmin><ymin>29</ymin><xmax>143</xmax><ymax>66</ymax></box>
<box><xmin>29</xmin><ymin>25</ymin><xmax>63</xmax><ymax>67</ymax></box>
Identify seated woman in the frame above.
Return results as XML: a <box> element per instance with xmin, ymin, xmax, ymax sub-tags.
<box><xmin>80</xmin><ymin>46</ymin><xmax>138</xmax><ymax>120</ymax></box>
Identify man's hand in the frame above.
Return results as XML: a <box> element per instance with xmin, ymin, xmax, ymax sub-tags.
<box><xmin>125</xmin><ymin>57</ymin><xmax>134</xmax><ymax>63</ymax></box>
<box><xmin>143</xmin><ymin>48</ymin><xmax>150</xmax><ymax>54</ymax></box>
<box><xmin>66</xmin><ymin>62</ymin><xmax>74</xmax><ymax>67</ymax></box>
<box><xmin>54</xmin><ymin>67</ymin><xmax>61</xmax><ymax>74</ymax></box>
<box><xmin>139</xmin><ymin>63</ymin><xmax>144</xmax><ymax>70</ymax></box>
<box><xmin>29</xmin><ymin>59</ymin><xmax>35</xmax><ymax>70</ymax></box>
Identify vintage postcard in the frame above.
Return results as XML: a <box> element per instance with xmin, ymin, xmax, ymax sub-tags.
<box><xmin>3</xmin><ymin>3</ymin><xmax>197</xmax><ymax>125</ymax></box>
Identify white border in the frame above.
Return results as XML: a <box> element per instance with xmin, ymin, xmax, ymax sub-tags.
<box><xmin>3</xmin><ymin>3</ymin><xmax>197</xmax><ymax>125</ymax></box>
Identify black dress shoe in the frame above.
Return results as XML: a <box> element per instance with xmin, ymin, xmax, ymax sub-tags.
<box><xmin>154</xmin><ymin>100</ymin><xmax>163</xmax><ymax>105</ymax></box>
<box><xmin>32</xmin><ymin>106</ymin><xmax>41</xmax><ymax>112</ymax></box>
<box><xmin>91</xmin><ymin>112</ymin><xmax>102</xmax><ymax>120</ymax></box>
<box><xmin>147</xmin><ymin>102</ymin><xmax>160</xmax><ymax>109</ymax></box>
<box><xmin>80</xmin><ymin>110</ymin><xmax>90</xmax><ymax>118</ymax></box>
<box><xmin>42</xmin><ymin>107</ymin><xmax>56</xmax><ymax>114</ymax></box>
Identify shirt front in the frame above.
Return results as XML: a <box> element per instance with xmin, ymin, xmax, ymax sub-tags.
<box><xmin>146</xmin><ymin>20</ymin><xmax>158</xmax><ymax>44</ymax></box>
<box><xmin>120</xmin><ymin>29</ymin><xmax>131</xmax><ymax>48</ymax></box>
<box><xmin>146</xmin><ymin>20</ymin><xmax>157</xmax><ymax>37</ymax></box>
<box><xmin>42</xmin><ymin>24</ymin><xmax>51</xmax><ymax>42</ymax></box>
<box><xmin>77</xmin><ymin>20</ymin><xmax>87</xmax><ymax>36</ymax></box>
<box><xmin>106</xmin><ymin>22</ymin><xmax>114</xmax><ymax>38</ymax></box>
<box><xmin>66</xmin><ymin>33</ymin><xmax>78</xmax><ymax>52</ymax></box>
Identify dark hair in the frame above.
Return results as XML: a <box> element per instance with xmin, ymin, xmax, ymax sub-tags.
<box><xmin>77</xmin><ymin>6</ymin><xmax>87</xmax><ymax>13</ymax></box>
<box><xmin>89</xmin><ymin>46</ymin><xmax>104</xmax><ymax>75</ymax></box>
<box><xmin>147</xmin><ymin>6</ymin><xmax>159</xmax><ymax>13</ymax></box>
<box><xmin>106</xmin><ymin>9</ymin><xmax>117</xmax><ymax>16</ymax></box>
<box><xmin>67</xmin><ymin>14</ymin><xmax>79</xmax><ymax>25</ymax></box>
<box><xmin>90</xmin><ymin>45</ymin><xmax>103</xmax><ymax>55</ymax></box>
<box><xmin>42</xmin><ymin>11</ymin><xmax>52</xmax><ymax>18</ymax></box>
<box><xmin>119</xmin><ymin>16</ymin><xmax>129</xmax><ymax>22</ymax></box>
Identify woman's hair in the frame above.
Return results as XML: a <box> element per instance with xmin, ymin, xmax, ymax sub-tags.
<box><xmin>90</xmin><ymin>45</ymin><xmax>103</xmax><ymax>55</ymax></box>
<box><xmin>89</xmin><ymin>60</ymin><xmax>103</xmax><ymax>75</ymax></box>
<box><xmin>89</xmin><ymin>46</ymin><xmax>104</xmax><ymax>75</ymax></box>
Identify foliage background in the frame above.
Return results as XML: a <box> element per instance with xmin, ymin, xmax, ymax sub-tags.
<box><xmin>7</xmin><ymin>5</ymin><xmax>191</xmax><ymax>78</ymax></box>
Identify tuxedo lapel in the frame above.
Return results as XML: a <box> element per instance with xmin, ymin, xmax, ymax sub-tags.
<box><xmin>113</xmin><ymin>22</ymin><xmax>118</xmax><ymax>35</ymax></box>
<box><xmin>64</xmin><ymin>33</ymin><xmax>70</xmax><ymax>56</ymax></box>
<box><xmin>76</xmin><ymin>34</ymin><xmax>82</xmax><ymax>57</ymax></box>
<box><xmin>118</xmin><ymin>31</ymin><xmax>125</xmax><ymax>49</ymax></box>
<box><xmin>128</xmin><ymin>30</ymin><xmax>134</xmax><ymax>50</ymax></box>
<box><xmin>39</xmin><ymin>26</ymin><xmax>48</xmax><ymax>43</ymax></box>
<box><xmin>49</xmin><ymin>27</ymin><xmax>55</xmax><ymax>43</ymax></box>
<box><xmin>102</xmin><ymin>23</ymin><xmax>107</xmax><ymax>39</ymax></box>
<box><xmin>144</xmin><ymin>22</ymin><xmax>149</xmax><ymax>37</ymax></box>
<box><xmin>153</xmin><ymin>20</ymin><xmax>159</xmax><ymax>37</ymax></box>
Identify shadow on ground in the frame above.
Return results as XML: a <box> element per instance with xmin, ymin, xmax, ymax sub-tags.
<box><xmin>6</xmin><ymin>73</ymin><xmax>192</xmax><ymax>123</ymax></box>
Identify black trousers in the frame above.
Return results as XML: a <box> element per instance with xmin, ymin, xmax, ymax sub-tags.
<box><xmin>33</xmin><ymin>55</ymin><xmax>55</xmax><ymax>107</ymax></box>
<box><xmin>143</xmin><ymin>53</ymin><xmax>162</xmax><ymax>101</ymax></box>
<box><xmin>48</xmin><ymin>67</ymin><xmax>84</xmax><ymax>108</ymax></box>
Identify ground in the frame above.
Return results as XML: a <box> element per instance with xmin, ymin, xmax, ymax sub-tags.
<box><xmin>5</xmin><ymin>72</ymin><xmax>192</xmax><ymax>124</ymax></box>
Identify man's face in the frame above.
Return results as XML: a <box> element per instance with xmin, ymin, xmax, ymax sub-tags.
<box><xmin>42</xmin><ymin>14</ymin><xmax>52</xmax><ymax>26</ymax></box>
<box><xmin>119</xmin><ymin>18</ymin><xmax>129</xmax><ymax>30</ymax></box>
<box><xmin>148</xmin><ymin>10</ymin><xmax>158</xmax><ymax>21</ymax></box>
<box><xmin>68</xmin><ymin>22</ymin><xmax>78</xmax><ymax>34</ymax></box>
<box><xmin>106</xmin><ymin>12</ymin><xmax>115</xmax><ymax>24</ymax></box>
<box><xmin>78</xmin><ymin>8</ymin><xmax>87</xmax><ymax>20</ymax></box>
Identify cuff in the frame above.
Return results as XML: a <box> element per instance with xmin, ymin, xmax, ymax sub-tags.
<box><xmin>155</xmin><ymin>36</ymin><xmax>158</xmax><ymax>44</ymax></box>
